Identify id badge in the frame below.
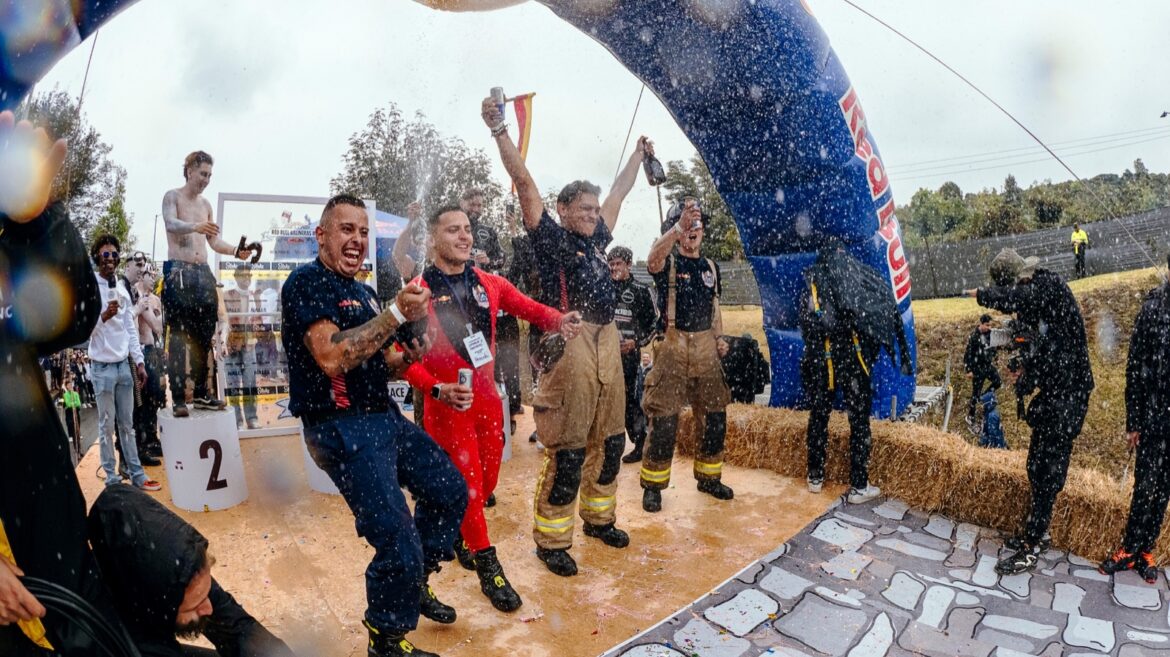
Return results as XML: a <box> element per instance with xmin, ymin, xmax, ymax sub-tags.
<box><xmin>464</xmin><ymin>331</ymin><xmax>494</xmax><ymax>368</ymax></box>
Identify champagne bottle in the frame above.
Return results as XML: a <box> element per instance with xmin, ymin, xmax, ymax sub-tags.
<box><xmin>643</xmin><ymin>151</ymin><xmax>666</xmax><ymax>186</ymax></box>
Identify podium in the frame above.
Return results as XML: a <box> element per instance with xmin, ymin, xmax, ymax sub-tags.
<box><xmin>299</xmin><ymin>425</ymin><xmax>341</xmax><ymax>495</ymax></box>
<box><xmin>158</xmin><ymin>407</ymin><xmax>249</xmax><ymax>511</ymax></box>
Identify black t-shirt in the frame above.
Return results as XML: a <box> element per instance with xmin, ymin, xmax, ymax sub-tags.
<box><xmin>652</xmin><ymin>254</ymin><xmax>721</xmax><ymax>332</ymax></box>
<box><xmin>530</xmin><ymin>210</ymin><xmax>615</xmax><ymax>324</ymax></box>
<box><xmin>469</xmin><ymin>217</ymin><xmax>506</xmax><ymax>275</ymax></box>
<box><xmin>281</xmin><ymin>258</ymin><xmax>391</xmax><ymax>416</ymax></box>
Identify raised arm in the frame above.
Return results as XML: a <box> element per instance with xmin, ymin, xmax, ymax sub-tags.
<box><xmin>392</xmin><ymin>203</ymin><xmax>425</xmax><ymax>280</ymax></box>
<box><xmin>482</xmin><ymin>97</ymin><xmax>543</xmax><ymax>232</ymax></box>
<box><xmin>601</xmin><ymin>135</ymin><xmax>650</xmax><ymax>233</ymax></box>
<box><xmin>646</xmin><ymin>201</ymin><xmax>699</xmax><ymax>274</ymax></box>
<box><xmin>305</xmin><ymin>284</ymin><xmax>430</xmax><ymax>378</ymax></box>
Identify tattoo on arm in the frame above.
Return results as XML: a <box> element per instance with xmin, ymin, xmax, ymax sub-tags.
<box><xmin>328</xmin><ymin>313</ymin><xmax>398</xmax><ymax>372</ymax></box>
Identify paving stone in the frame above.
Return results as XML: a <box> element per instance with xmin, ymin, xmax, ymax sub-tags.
<box><xmin>759</xmin><ymin>544</ymin><xmax>789</xmax><ymax>564</ymax></box>
<box><xmin>759</xmin><ymin>566</ymin><xmax>815</xmax><ymax>601</ymax></box>
<box><xmin>1119</xmin><ymin>643</ymin><xmax>1170</xmax><ymax>656</ymax></box>
<box><xmin>973</xmin><ymin>555</ymin><xmax>1000</xmax><ymax>587</ymax></box>
<box><xmin>1064</xmin><ymin>614</ymin><xmax>1116</xmax><ymax>653</ymax></box>
<box><xmin>924</xmin><ymin>515</ymin><xmax>956</xmax><ymax>540</ymax></box>
<box><xmin>896</xmin><ymin>525</ymin><xmax>912</xmax><ymax>534</ymax></box>
<box><xmin>874</xmin><ymin>499</ymin><xmax>909</xmax><ymax>521</ymax></box>
<box><xmin>904</xmin><ymin>531</ymin><xmax>953</xmax><ymax>553</ymax></box>
<box><xmin>847</xmin><ymin>612</ymin><xmax>894</xmax><ymax>657</ymax></box>
<box><xmin>823</xmin><ymin>552</ymin><xmax>873</xmax><ymax>581</ymax></box>
<box><xmin>955</xmin><ymin>592</ymin><xmax>981</xmax><ymax>606</ymax></box>
<box><xmin>975</xmin><ymin>629</ymin><xmax>1036</xmax><ymax>654</ymax></box>
<box><xmin>1073</xmin><ymin>568</ymin><xmax>1111</xmax><ymax>583</ymax></box>
<box><xmin>1069</xmin><ymin>554</ymin><xmax>1097</xmax><ymax>567</ymax></box>
<box><xmin>882</xmin><ymin>572</ymin><xmax>925</xmax><ymax>611</ymax></box>
<box><xmin>978</xmin><ymin>538</ymin><xmax>1001</xmax><ymax>556</ymax></box>
<box><xmin>874</xmin><ymin>539</ymin><xmax>948</xmax><ymax>562</ymax></box>
<box><xmin>875</xmin><ymin>525</ymin><xmax>899</xmax><ymax>536</ymax></box>
<box><xmin>899</xmin><ymin>621</ymin><xmax>995</xmax><ymax>657</ymax></box>
<box><xmin>950</xmin><ymin>569</ymin><xmax>973</xmax><ymax>582</ymax></box>
<box><xmin>1114</xmin><ymin>570</ymin><xmax>1163</xmax><ymax>611</ymax></box>
<box><xmin>999</xmin><ymin>572</ymin><xmax>1032</xmax><ymax>598</ymax></box>
<box><xmin>1054</xmin><ymin>581</ymin><xmax>1087</xmax><ymax>614</ymax></box>
<box><xmin>918</xmin><ymin>585</ymin><xmax>956</xmax><ymax>628</ymax></box>
<box><xmin>994</xmin><ymin>648</ymin><xmax>1039</xmax><ymax>657</ymax></box>
<box><xmin>814</xmin><ymin>587</ymin><xmax>863</xmax><ymax>608</ymax></box>
<box><xmin>672</xmin><ymin>618</ymin><xmax>752</xmax><ymax>657</ymax></box>
<box><xmin>1036</xmin><ymin>644</ymin><xmax>1064</xmax><ymax>657</ymax></box>
<box><xmin>1126</xmin><ymin>629</ymin><xmax>1170</xmax><ymax>643</ymax></box>
<box><xmin>1031</xmin><ymin>587</ymin><xmax>1054</xmax><ymax>611</ymax></box>
<box><xmin>811</xmin><ymin>518</ymin><xmax>874</xmax><ymax>552</ymax></box>
<box><xmin>845</xmin><ymin>589</ymin><xmax>867</xmax><ymax>601</ymax></box>
<box><xmin>980</xmin><ymin>615</ymin><xmax>1060</xmax><ymax>639</ymax></box>
<box><xmin>736</xmin><ymin>562</ymin><xmax>766</xmax><ymax>585</ymax></box>
<box><xmin>704</xmin><ymin>589</ymin><xmax>780</xmax><ymax>637</ymax></box>
<box><xmin>956</xmin><ymin>524</ymin><xmax>981</xmax><ymax>552</ymax></box>
<box><xmin>920</xmin><ymin>574</ymin><xmax>1012</xmax><ymax>600</ymax></box>
<box><xmin>835</xmin><ymin>511</ymin><xmax>876</xmax><ymax>527</ymax></box>
<box><xmin>946</xmin><ymin>605</ymin><xmax>985</xmax><ymax>638</ymax></box>
<box><xmin>774</xmin><ymin>593</ymin><xmax>868</xmax><ymax>655</ymax></box>
<box><xmin>867</xmin><ymin>558</ymin><xmax>896</xmax><ymax>581</ymax></box>
<box><xmin>947</xmin><ymin>549</ymin><xmax>978</xmax><ymax>568</ymax></box>
<box><xmin>619</xmin><ymin>645</ymin><xmax>689</xmax><ymax>657</ymax></box>
<box><xmin>766</xmin><ymin>648</ymin><xmax>817</xmax><ymax>657</ymax></box>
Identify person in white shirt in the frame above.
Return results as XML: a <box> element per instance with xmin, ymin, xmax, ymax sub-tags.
<box><xmin>88</xmin><ymin>235</ymin><xmax>161</xmax><ymax>491</ymax></box>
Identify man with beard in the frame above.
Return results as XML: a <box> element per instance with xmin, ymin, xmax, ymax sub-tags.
<box><xmin>484</xmin><ymin>97</ymin><xmax>650</xmax><ymax>576</ymax></box>
<box><xmin>161</xmin><ymin>151</ymin><xmax>259</xmax><ymax>417</ymax></box>
<box><xmin>606</xmin><ymin>245</ymin><xmax>658</xmax><ymax>464</ymax></box>
<box><xmin>87</xmin><ymin>485</ymin><xmax>295</xmax><ymax>656</ymax></box>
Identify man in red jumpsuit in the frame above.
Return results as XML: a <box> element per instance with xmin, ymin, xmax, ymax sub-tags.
<box><xmin>402</xmin><ymin>204</ymin><xmax>581</xmax><ymax>613</ymax></box>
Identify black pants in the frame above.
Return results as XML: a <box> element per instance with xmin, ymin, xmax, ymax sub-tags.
<box><xmin>1074</xmin><ymin>249</ymin><xmax>1086</xmax><ymax>278</ymax></box>
<box><xmin>968</xmin><ymin>370</ymin><xmax>1002</xmax><ymax>416</ymax></box>
<box><xmin>162</xmin><ymin>261</ymin><xmax>219</xmax><ymax>403</ymax></box>
<box><xmin>496</xmin><ymin>314</ymin><xmax>522</xmax><ymax>414</ymax></box>
<box><xmin>1122</xmin><ymin>428</ymin><xmax>1170</xmax><ymax>553</ymax></box>
<box><xmin>621</xmin><ymin>351</ymin><xmax>646</xmax><ymax>450</ymax></box>
<box><xmin>133</xmin><ymin>345</ymin><xmax>163</xmax><ymax>448</ymax></box>
<box><xmin>1023</xmin><ymin>387</ymin><xmax>1090</xmax><ymax>544</ymax></box>
<box><xmin>805</xmin><ymin>353</ymin><xmax>874</xmax><ymax>490</ymax></box>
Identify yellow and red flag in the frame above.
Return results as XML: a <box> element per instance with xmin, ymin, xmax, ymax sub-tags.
<box><xmin>512</xmin><ymin>93</ymin><xmax>535</xmax><ymax>161</ymax></box>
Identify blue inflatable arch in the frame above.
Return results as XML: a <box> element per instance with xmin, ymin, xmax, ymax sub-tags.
<box><xmin>0</xmin><ymin>0</ymin><xmax>916</xmax><ymax>418</ymax></box>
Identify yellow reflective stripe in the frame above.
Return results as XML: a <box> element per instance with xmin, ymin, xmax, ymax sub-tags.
<box><xmin>580</xmin><ymin>495</ymin><xmax>615</xmax><ymax>511</ymax></box>
<box><xmin>534</xmin><ymin>513</ymin><xmax>574</xmax><ymax>534</ymax></box>
<box><xmin>640</xmin><ymin>466</ymin><xmax>671</xmax><ymax>483</ymax></box>
<box><xmin>824</xmin><ymin>337</ymin><xmax>835</xmax><ymax>390</ymax></box>
<box><xmin>852</xmin><ymin>332</ymin><xmax>870</xmax><ymax>376</ymax></box>
<box><xmin>0</xmin><ymin>520</ymin><xmax>53</xmax><ymax>650</ymax></box>
<box><xmin>694</xmin><ymin>460</ymin><xmax>723</xmax><ymax>475</ymax></box>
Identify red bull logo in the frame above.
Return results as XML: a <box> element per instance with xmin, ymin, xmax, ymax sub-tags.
<box><xmin>839</xmin><ymin>86</ymin><xmax>911</xmax><ymax>304</ymax></box>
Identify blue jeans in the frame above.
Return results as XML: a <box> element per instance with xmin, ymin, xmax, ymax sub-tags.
<box><xmin>92</xmin><ymin>360</ymin><xmax>147</xmax><ymax>487</ymax></box>
<box><xmin>303</xmin><ymin>409</ymin><xmax>467</xmax><ymax>634</ymax></box>
<box><xmin>226</xmin><ymin>346</ymin><xmax>258</xmax><ymax>425</ymax></box>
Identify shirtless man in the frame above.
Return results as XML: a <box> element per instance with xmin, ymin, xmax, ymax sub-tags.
<box><xmin>161</xmin><ymin>151</ymin><xmax>257</xmax><ymax>417</ymax></box>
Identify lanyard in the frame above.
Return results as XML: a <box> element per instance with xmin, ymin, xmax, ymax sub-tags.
<box><xmin>437</xmin><ymin>267</ymin><xmax>475</xmax><ymax>335</ymax></box>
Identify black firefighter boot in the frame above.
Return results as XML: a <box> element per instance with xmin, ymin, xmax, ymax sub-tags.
<box><xmin>696</xmin><ymin>412</ymin><xmax>733</xmax><ymax>500</ymax></box>
<box><xmin>419</xmin><ymin>570</ymin><xmax>456</xmax><ymax>624</ymax></box>
<box><xmin>698</xmin><ymin>478</ymin><xmax>734</xmax><ymax>500</ymax></box>
<box><xmin>364</xmin><ymin>620</ymin><xmax>439</xmax><ymax>657</ymax></box>
<box><xmin>473</xmin><ymin>546</ymin><xmax>523</xmax><ymax>612</ymax></box>
<box><xmin>453</xmin><ymin>538</ymin><xmax>476</xmax><ymax>571</ymax></box>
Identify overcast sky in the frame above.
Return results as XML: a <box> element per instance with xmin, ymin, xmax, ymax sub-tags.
<box><xmin>35</xmin><ymin>0</ymin><xmax>1170</xmax><ymax>261</ymax></box>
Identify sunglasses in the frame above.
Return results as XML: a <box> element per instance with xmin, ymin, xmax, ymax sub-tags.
<box><xmin>98</xmin><ymin>251</ymin><xmax>120</xmax><ymax>261</ymax></box>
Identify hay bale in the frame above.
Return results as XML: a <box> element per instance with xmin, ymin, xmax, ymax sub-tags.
<box><xmin>674</xmin><ymin>405</ymin><xmax>1156</xmax><ymax>563</ymax></box>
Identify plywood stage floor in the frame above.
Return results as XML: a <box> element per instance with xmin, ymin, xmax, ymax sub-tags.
<box><xmin>76</xmin><ymin>409</ymin><xmax>837</xmax><ymax>657</ymax></box>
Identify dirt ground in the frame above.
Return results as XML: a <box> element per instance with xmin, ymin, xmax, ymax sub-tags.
<box><xmin>77</xmin><ymin>410</ymin><xmax>839</xmax><ymax>657</ymax></box>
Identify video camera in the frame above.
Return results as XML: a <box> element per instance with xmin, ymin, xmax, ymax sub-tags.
<box><xmin>988</xmin><ymin>318</ymin><xmax>1039</xmax><ymax>418</ymax></box>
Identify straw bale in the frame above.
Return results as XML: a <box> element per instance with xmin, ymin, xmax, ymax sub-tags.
<box><xmin>674</xmin><ymin>404</ymin><xmax>1167</xmax><ymax>562</ymax></box>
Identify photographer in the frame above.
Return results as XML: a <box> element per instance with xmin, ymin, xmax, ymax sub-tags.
<box><xmin>963</xmin><ymin>248</ymin><xmax>1094</xmax><ymax>575</ymax></box>
<box><xmin>963</xmin><ymin>314</ymin><xmax>1001</xmax><ymax>425</ymax></box>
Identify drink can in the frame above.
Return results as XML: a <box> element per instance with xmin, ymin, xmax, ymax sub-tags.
<box><xmin>457</xmin><ymin>368</ymin><xmax>474</xmax><ymax>412</ymax></box>
<box><xmin>490</xmin><ymin>87</ymin><xmax>506</xmax><ymax>117</ymax></box>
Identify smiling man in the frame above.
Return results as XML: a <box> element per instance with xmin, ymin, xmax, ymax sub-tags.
<box><xmin>484</xmin><ymin>97</ymin><xmax>649</xmax><ymax>577</ymax></box>
<box><xmin>281</xmin><ymin>193</ymin><xmax>467</xmax><ymax>657</ymax></box>
<box><xmin>160</xmin><ymin>151</ymin><xmax>259</xmax><ymax>417</ymax></box>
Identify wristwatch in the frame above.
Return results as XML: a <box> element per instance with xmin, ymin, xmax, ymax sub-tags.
<box><xmin>431</xmin><ymin>384</ymin><xmax>443</xmax><ymax>400</ymax></box>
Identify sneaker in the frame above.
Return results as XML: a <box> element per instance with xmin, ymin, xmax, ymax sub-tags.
<box><xmin>1005</xmin><ymin>533</ymin><xmax>1051</xmax><ymax>553</ymax></box>
<box><xmin>807</xmin><ymin>477</ymin><xmax>824</xmax><ymax>494</ymax></box>
<box><xmin>418</xmin><ymin>580</ymin><xmax>456</xmax><ymax>624</ymax></box>
<box><xmin>454</xmin><ymin>539</ymin><xmax>476</xmax><ymax>571</ymax></box>
<box><xmin>485</xmin><ymin>493</ymin><xmax>497</xmax><ymax>508</ymax></box>
<box><xmin>582</xmin><ymin>522</ymin><xmax>629</xmax><ymax>549</ymax></box>
<box><xmin>621</xmin><ymin>447</ymin><xmax>643</xmax><ymax>464</ymax></box>
<box><xmin>996</xmin><ymin>545</ymin><xmax>1040</xmax><ymax>575</ymax></box>
<box><xmin>1099</xmin><ymin>548</ymin><xmax>1138</xmax><ymax>575</ymax></box>
<box><xmin>846</xmin><ymin>484</ymin><xmax>881</xmax><ymax>505</ymax></box>
<box><xmin>172</xmin><ymin>403</ymin><xmax>189</xmax><ymax>418</ymax></box>
<box><xmin>642</xmin><ymin>488</ymin><xmax>662</xmax><ymax>513</ymax></box>
<box><xmin>1136</xmin><ymin>552</ymin><xmax>1160</xmax><ymax>584</ymax></box>
<box><xmin>193</xmin><ymin>397</ymin><xmax>227</xmax><ymax>411</ymax></box>
<box><xmin>698</xmin><ymin>479</ymin><xmax>734</xmax><ymax>500</ymax></box>
<box><xmin>473</xmin><ymin>546</ymin><xmax>522</xmax><ymax>612</ymax></box>
<box><xmin>364</xmin><ymin>621</ymin><xmax>438</xmax><ymax>657</ymax></box>
<box><xmin>535</xmin><ymin>547</ymin><xmax>577</xmax><ymax>577</ymax></box>
<box><xmin>135</xmin><ymin>479</ymin><xmax>162</xmax><ymax>492</ymax></box>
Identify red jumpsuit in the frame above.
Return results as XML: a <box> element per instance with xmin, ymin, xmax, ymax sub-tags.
<box><xmin>404</xmin><ymin>266</ymin><xmax>562</xmax><ymax>552</ymax></box>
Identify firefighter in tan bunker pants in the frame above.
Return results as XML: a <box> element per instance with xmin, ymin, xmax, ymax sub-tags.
<box><xmin>640</xmin><ymin>199</ymin><xmax>735</xmax><ymax>512</ymax></box>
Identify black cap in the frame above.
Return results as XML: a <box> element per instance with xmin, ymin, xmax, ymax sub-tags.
<box><xmin>980</xmin><ymin>314</ymin><xmax>992</xmax><ymax>324</ymax></box>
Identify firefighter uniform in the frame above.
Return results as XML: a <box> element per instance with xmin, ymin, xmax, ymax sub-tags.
<box><xmin>640</xmin><ymin>254</ymin><xmax>733</xmax><ymax>503</ymax></box>
<box><xmin>528</xmin><ymin>211</ymin><xmax>628</xmax><ymax>558</ymax></box>
<box><xmin>612</xmin><ymin>270</ymin><xmax>658</xmax><ymax>461</ymax></box>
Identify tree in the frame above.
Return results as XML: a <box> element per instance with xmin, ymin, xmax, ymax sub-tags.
<box><xmin>330</xmin><ymin>103</ymin><xmax>504</xmax><ymax>231</ymax></box>
<box><xmin>661</xmin><ymin>153</ymin><xmax>745</xmax><ymax>261</ymax></box>
<box><xmin>17</xmin><ymin>89</ymin><xmax>124</xmax><ymax>244</ymax></box>
<box><xmin>1024</xmin><ymin>183</ymin><xmax>1065</xmax><ymax>226</ymax></box>
<box><xmin>89</xmin><ymin>168</ymin><xmax>134</xmax><ymax>252</ymax></box>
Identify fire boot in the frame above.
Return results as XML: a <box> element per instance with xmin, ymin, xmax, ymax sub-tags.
<box><xmin>419</xmin><ymin>572</ymin><xmax>456</xmax><ymax>624</ymax></box>
<box><xmin>697</xmin><ymin>479</ymin><xmax>734</xmax><ymax>500</ymax></box>
<box><xmin>364</xmin><ymin>620</ymin><xmax>439</xmax><ymax>657</ymax></box>
<box><xmin>473</xmin><ymin>546</ymin><xmax>522</xmax><ymax>612</ymax></box>
<box><xmin>453</xmin><ymin>539</ymin><xmax>476</xmax><ymax>571</ymax></box>
<box><xmin>583</xmin><ymin>522</ymin><xmax>630</xmax><ymax>548</ymax></box>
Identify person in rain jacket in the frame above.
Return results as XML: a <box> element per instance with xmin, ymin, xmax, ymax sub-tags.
<box><xmin>607</xmin><ymin>245</ymin><xmax>659</xmax><ymax>464</ymax></box>
<box><xmin>484</xmin><ymin>97</ymin><xmax>649</xmax><ymax>577</ymax></box>
<box><xmin>86</xmin><ymin>486</ymin><xmax>295</xmax><ymax>657</ymax></box>
<box><xmin>640</xmin><ymin>199</ymin><xmax>735</xmax><ymax>512</ymax></box>
<box><xmin>964</xmin><ymin>247</ymin><xmax>1093</xmax><ymax>575</ymax></box>
<box><xmin>800</xmin><ymin>240</ymin><xmax>911</xmax><ymax>506</ymax></box>
<box><xmin>1100</xmin><ymin>256</ymin><xmax>1170</xmax><ymax>583</ymax></box>
<box><xmin>718</xmin><ymin>333</ymin><xmax>771</xmax><ymax>404</ymax></box>
<box><xmin>963</xmin><ymin>314</ymin><xmax>1001</xmax><ymax>423</ymax></box>
<box><xmin>0</xmin><ymin>110</ymin><xmax>127</xmax><ymax>656</ymax></box>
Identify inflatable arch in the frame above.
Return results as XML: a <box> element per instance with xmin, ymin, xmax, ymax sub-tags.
<box><xmin>0</xmin><ymin>0</ymin><xmax>916</xmax><ymax>418</ymax></box>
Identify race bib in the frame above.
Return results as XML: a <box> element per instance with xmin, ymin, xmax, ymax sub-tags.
<box><xmin>464</xmin><ymin>331</ymin><xmax>494</xmax><ymax>368</ymax></box>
